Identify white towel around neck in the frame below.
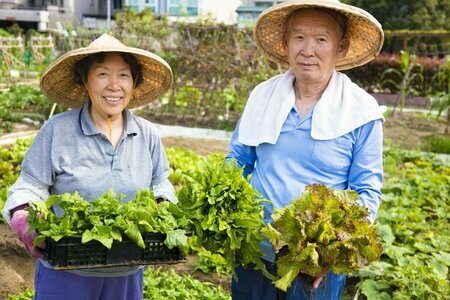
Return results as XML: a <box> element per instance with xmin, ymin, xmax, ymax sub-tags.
<box><xmin>238</xmin><ymin>70</ymin><xmax>385</xmax><ymax>146</ymax></box>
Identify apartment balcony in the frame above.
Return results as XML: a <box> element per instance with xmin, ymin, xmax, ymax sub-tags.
<box><xmin>0</xmin><ymin>7</ymin><xmax>49</xmax><ymax>30</ymax></box>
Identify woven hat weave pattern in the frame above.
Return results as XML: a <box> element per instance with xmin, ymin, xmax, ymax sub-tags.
<box><xmin>40</xmin><ymin>33</ymin><xmax>173</xmax><ymax>108</ymax></box>
<box><xmin>253</xmin><ymin>0</ymin><xmax>384</xmax><ymax>70</ymax></box>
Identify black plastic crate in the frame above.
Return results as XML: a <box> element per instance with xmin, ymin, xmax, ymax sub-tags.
<box><xmin>45</xmin><ymin>233</ymin><xmax>186</xmax><ymax>270</ymax></box>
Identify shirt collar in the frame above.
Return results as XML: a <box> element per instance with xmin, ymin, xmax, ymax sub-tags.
<box><xmin>80</xmin><ymin>101</ymin><xmax>139</xmax><ymax>136</ymax></box>
<box><xmin>290</xmin><ymin>104</ymin><xmax>314</xmax><ymax>121</ymax></box>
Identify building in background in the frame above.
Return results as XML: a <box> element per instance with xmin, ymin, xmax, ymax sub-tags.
<box><xmin>0</xmin><ymin>0</ymin><xmax>124</xmax><ymax>31</ymax></box>
<box><xmin>124</xmin><ymin>0</ymin><xmax>242</xmax><ymax>25</ymax></box>
<box><xmin>236</xmin><ymin>0</ymin><xmax>284</xmax><ymax>27</ymax></box>
<box><xmin>0</xmin><ymin>0</ymin><xmax>283</xmax><ymax>32</ymax></box>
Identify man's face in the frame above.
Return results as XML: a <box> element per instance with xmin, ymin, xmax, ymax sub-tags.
<box><xmin>284</xmin><ymin>9</ymin><xmax>349</xmax><ymax>85</ymax></box>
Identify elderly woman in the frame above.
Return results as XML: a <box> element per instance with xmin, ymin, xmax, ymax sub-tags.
<box><xmin>227</xmin><ymin>0</ymin><xmax>385</xmax><ymax>299</ymax></box>
<box><xmin>2</xmin><ymin>34</ymin><xmax>175</xmax><ymax>300</ymax></box>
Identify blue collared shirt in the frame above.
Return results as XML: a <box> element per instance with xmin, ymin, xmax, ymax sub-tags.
<box><xmin>227</xmin><ymin>106</ymin><xmax>383</xmax><ymax>262</ymax></box>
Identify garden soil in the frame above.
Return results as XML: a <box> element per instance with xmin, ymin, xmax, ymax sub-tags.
<box><xmin>1</xmin><ymin>112</ymin><xmax>449</xmax><ymax>298</ymax></box>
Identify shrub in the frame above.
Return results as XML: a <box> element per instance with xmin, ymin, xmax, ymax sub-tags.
<box><xmin>425</xmin><ymin>135</ymin><xmax>450</xmax><ymax>154</ymax></box>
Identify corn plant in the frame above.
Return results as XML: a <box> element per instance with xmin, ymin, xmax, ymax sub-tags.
<box><xmin>381</xmin><ymin>51</ymin><xmax>424</xmax><ymax>116</ymax></box>
<box><xmin>429</xmin><ymin>56</ymin><xmax>450</xmax><ymax>133</ymax></box>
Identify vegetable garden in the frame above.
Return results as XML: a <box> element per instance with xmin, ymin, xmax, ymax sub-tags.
<box><xmin>0</xmin><ymin>137</ymin><xmax>449</xmax><ymax>299</ymax></box>
<box><xmin>0</xmin><ymin>6</ymin><xmax>449</xmax><ymax>300</ymax></box>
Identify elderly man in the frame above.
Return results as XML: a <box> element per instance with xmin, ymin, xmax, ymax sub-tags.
<box><xmin>227</xmin><ymin>0</ymin><xmax>385</xmax><ymax>299</ymax></box>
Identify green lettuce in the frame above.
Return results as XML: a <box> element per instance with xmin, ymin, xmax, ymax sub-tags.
<box><xmin>262</xmin><ymin>184</ymin><xmax>383</xmax><ymax>291</ymax></box>
<box><xmin>175</xmin><ymin>154</ymin><xmax>272</xmax><ymax>279</ymax></box>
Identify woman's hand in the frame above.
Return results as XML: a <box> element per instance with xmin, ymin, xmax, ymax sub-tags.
<box><xmin>10</xmin><ymin>210</ymin><xmax>46</xmax><ymax>259</ymax></box>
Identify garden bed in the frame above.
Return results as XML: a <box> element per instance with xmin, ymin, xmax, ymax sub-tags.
<box><xmin>0</xmin><ymin>112</ymin><xmax>449</xmax><ymax>298</ymax></box>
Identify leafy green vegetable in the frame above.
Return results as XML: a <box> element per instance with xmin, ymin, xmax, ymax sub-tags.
<box><xmin>26</xmin><ymin>189</ymin><xmax>189</xmax><ymax>252</ymax></box>
<box><xmin>143</xmin><ymin>266</ymin><xmax>230</xmax><ymax>300</ymax></box>
<box><xmin>6</xmin><ymin>266</ymin><xmax>231</xmax><ymax>300</ymax></box>
<box><xmin>0</xmin><ymin>138</ymin><xmax>33</xmax><ymax>223</ymax></box>
<box><xmin>174</xmin><ymin>154</ymin><xmax>272</xmax><ymax>279</ymax></box>
<box><xmin>166</xmin><ymin>147</ymin><xmax>203</xmax><ymax>188</ymax></box>
<box><xmin>355</xmin><ymin>148</ymin><xmax>450</xmax><ymax>299</ymax></box>
<box><xmin>7</xmin><ymin>288</ymin><xmax>34</xmax><ymax>300</ymax></box>
<box><xmin>194</xmin><ymin>248</ymin><xmax>232</xmax><ymax>275</ymax></box>
<box><xmin>262</xmin><ymin>184</ymin><xmax>383</xmax><ymax>291</ymax></box>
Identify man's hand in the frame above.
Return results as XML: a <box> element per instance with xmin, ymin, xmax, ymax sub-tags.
<box><xmin>299</xmin><ymin>266</ymin><xmax>329</xmax><ymax>289</ymax></box>
<box><xmin>10</xmin><ymin>210</ymin><xmax>46</xmax><ymax>259</ymax></box>
<box><xmin>313</xmin><ymin>267</ymin><xmax>329</xmax><ymax>289</ymax></box>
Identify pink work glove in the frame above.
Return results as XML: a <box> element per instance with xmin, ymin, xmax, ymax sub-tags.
<box><xmin>10</xmin><ymin>210</ymin><xmax>46</xmax><ymax>259</ymax></box>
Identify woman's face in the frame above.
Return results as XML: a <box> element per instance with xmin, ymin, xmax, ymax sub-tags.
<box><xmin>86</xmin><ymin>52</ymin><xmax>134</xmax><ymax>120</ymax></box>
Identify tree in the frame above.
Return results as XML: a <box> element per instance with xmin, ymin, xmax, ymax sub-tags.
<box><xmin>343</xmin><ymin>0</ymin><xmax>450</xmax><ymax>30</ymax></box>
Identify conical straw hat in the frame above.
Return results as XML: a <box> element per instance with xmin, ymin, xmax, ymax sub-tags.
<box><xmin>40</xmin><ymin>33</ymin><xmax>173</xmax><ymax>108</ymax></box>
<box><xmin>253</xmin><ymin>0</ymin><xmax>384</xmax><ymax>70</ymax></box>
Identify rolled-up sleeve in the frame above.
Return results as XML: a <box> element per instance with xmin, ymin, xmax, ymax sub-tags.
<box><xmin>151</xmin><ymin>178</ymin><xmax>177</xmax><ymax>204</ymax></box>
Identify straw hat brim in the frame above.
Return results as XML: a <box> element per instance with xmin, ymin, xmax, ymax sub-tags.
<box><xmin>40</xmin><ymin>37</ymin><xmax>173</xmax><ymax>109</ymax></box>
<box><xmin>253</xmin><ymin>0</ymin><xmax>384</xmax><ymax>70</ymax></box>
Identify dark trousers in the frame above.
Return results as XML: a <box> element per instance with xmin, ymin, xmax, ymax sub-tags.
<box><xmin>232</xmin><ymin>260</ymin><xmax>346</xmax><ymax>300</ymax></box>
<box><xmin>34</xmin><ymin>261</ymin><xmax>144</xmax><ymax>300</ymax></box>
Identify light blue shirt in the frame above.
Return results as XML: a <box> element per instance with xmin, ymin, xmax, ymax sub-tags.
<box><xmin>227</xmin><ymin>106</ymin><xmax>383</xmax><ymax>262</ymax></box>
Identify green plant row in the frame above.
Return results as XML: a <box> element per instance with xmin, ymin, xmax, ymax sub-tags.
<box><xmin>0</xmin><ymin>29</ymin><xmax>55</xmax><ymax>79</ymax></box>
<box><xmin>353</xmin><ymin>148</ymin><xmax>450</xmax><ymax>299</ymax></box>
<box><xmin>0</xmin><ymin>86</ymin><xmax>65</xmax><ymax>134</ymax></box>
<box><xmin>143</xmin><ymin>266</ymin><xmax>230</xmax><ymax>300</ymax></box>
<box><xmin>7</xmin><ymin>265</ymin><xmax>231</xmax><ymax>300</ymax></box>
<box><xmin>4</xmin><ymin>9</ymin><xmax>448</xmax><ymax>131</ymax></box>
<box><xmin>1</xmin><ymin>138</ymin><xmax>449</xmax><ymax>299</ymax></box>
<box><xmin>0</xmin><ymin>138</ymin><xmax>33</xmax><ymax>222</ymax></box>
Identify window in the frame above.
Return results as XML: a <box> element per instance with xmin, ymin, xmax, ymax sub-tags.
<box><xmin>168</xmin><ymin>0</ymin><xmax>198</xmax><ymax>16</ymax></box>
<box><xmin>186</xmin><ymin>0</ymin><xmax>198</xmax><ymax>16</ymax></box>
<box><xmin>168</xmin><ymin>0</ymin><xmax>181</xmax><ymax>15</ymax></box>
<box><xmin>169</xmin><ymin>6</ymin><xmax>180</xmax><ymax>15</ymax></box>
<box><xmin>144</xmin><ymin>0</ymin><xmax>158</xmax><ymax>13</ymax></box>
<box><xmin>255</xmin><ymin>2</ymin><xmax>272</xmax><ymax>7</ymax></box>
<box><xmin>113</xmin><ymin>0</ymin><xmax>122</xmax><ymax>10</ymax></box>
<box><xmin>126</xmin><ymin>0</ymin><xmax>139</xmax><ymax>10</ymax></box>
<box><xmin>186</xmin><ymin>7</ymin><xmax>198</xmax><ymax>15</ymax></box>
